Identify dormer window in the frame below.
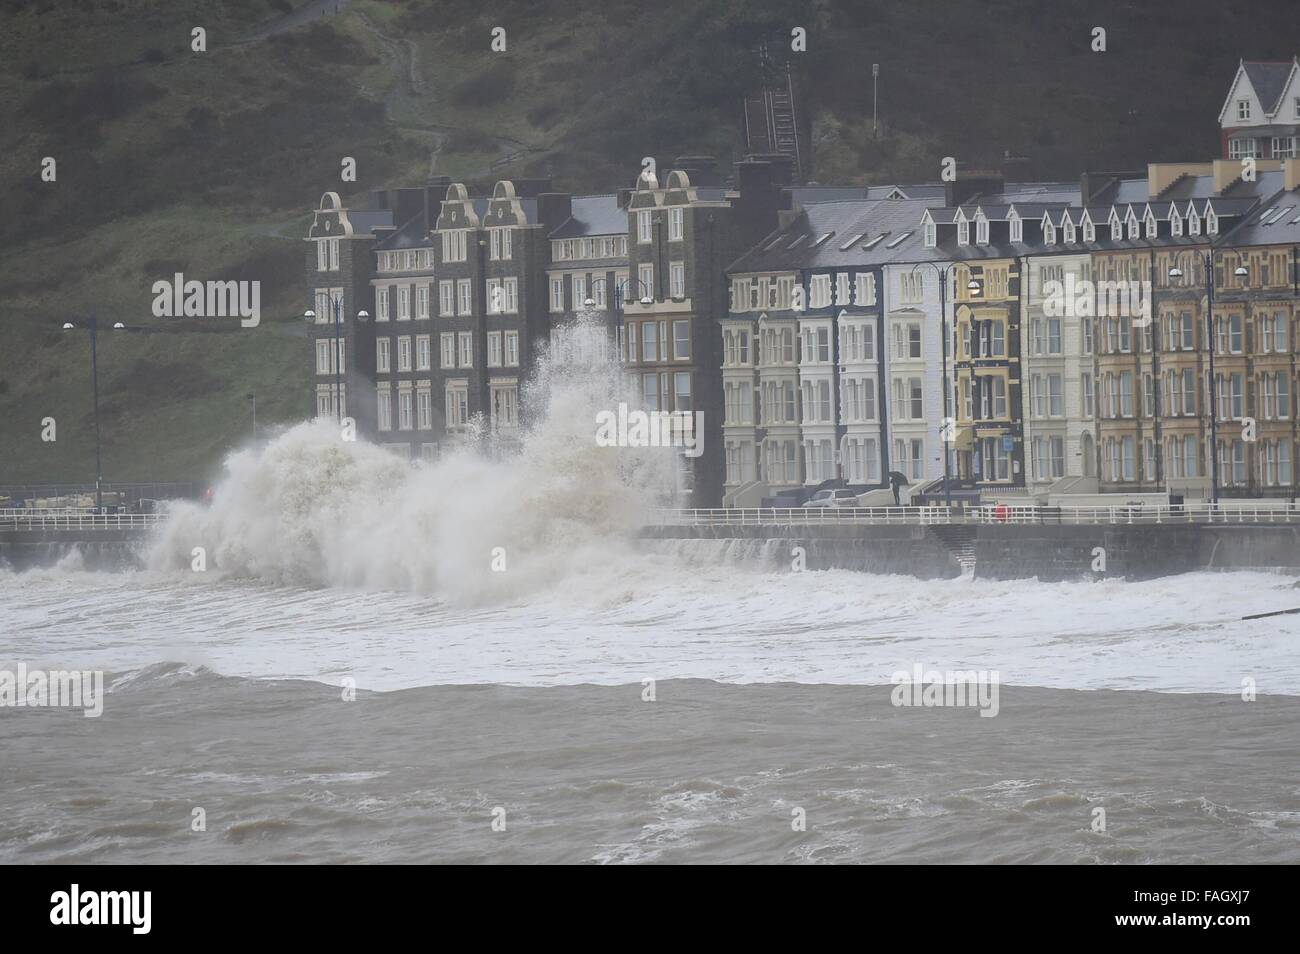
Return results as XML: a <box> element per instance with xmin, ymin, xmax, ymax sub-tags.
<box><xmin>957</xmin><ymin>221</ymin><xmax>969</xmax><ymax>246</ymax></box>
<box><xmin>1063</xmin><ymin>221</ymin><xmax>1076</xmax><ymax>243</ymax></box>
<box><xmin>1083</xmin><ymin>219</ymin><xmax>1095</xmax><ymax>243</ymax></box>
<box><xmin>1126</xmin><ymin>214</ymin><xmax>1139</xmax><ymax>240</ymax></box>
<box><xmin>1144</xmin><ymin>214</ymin><xmax>1157</xmax><ymax>238</ymax></box>
<box><xmin>1043</xmin><ymin>221</ymin><xmax>1056</xmax><ymax>245</ymax></box>
<box><xmin>1009</xmin><ymin>214</ymin><xmax>1022</xmax><ymax>243</ymax></box>
<box><xmin>975</xmin><ymin>215</ymin><xmax>989</xmax><ymax>245</ymax></box>
<box><xmin>1189</xmin><ymin>210</ymin><xmax>1201</xmax><ymax>235</ymax></box>
<box><xmin>924</xmin><ymin>221</ymin><xmax>937</xmax><ymax>247</ymax></box>
<box><xmin>1171</xmin><ymin>211</ymin><xmax>1183</xmax><ymax>236</ymax></box>
<box><xmin>1207</xmin><ymin>210</ymin><xmax>1218</xmax><ymax>235</ymax></box>
<box><xmin>1110</xmin><ymin>216</ymin><xmax>1122</xmax><ymax>241</ymax></box>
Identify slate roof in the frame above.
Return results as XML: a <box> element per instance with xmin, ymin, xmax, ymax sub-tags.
<box><xmin>374</xmin><ymin>210</ymin><xmax>431</xmax><ymax>250</ymax></box>
<box><xmin>1243</xmin><ymin>60</ymin><xmax>1296</xmax><ymax>115</ymax></box>
<box><xmin>548</xmin><ymin>195</ymin><xmax>626</xmax><ymax>238</ymax></box>
<box><xmin>347</xmin><ymin>210</ymin><xmax>395</xmax><ymax>236</ymax></box>
<box><xmin>1221</xmin><ymin>188</ymin><xmax>1300</xmax><ymax>246</ymax></box>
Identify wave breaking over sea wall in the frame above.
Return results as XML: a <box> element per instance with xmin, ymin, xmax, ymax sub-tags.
<box><xmin>147</xmin><ymin>319</ymin><xmax>681</xmax><ymax>602</ymax></box>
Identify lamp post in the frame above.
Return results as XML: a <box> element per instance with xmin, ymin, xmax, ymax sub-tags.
<box><xmin>61</xmin><ymin>317</ymin><xmax>125</xmax><ymax>511</ymax></box>
<box><xmin>908</xmin><ymin>262</ymin><xmax>981</xmax><ymax>509</ymax></box>
<box><xmin>1167</xmin><ymin>249</ymin><xmax>1248</xmax><ymax>506</ymax></box>
<box><xmin>304</xmin><ymin>299</ymin><xmax>369</xmax><ymax>422</ymax></box>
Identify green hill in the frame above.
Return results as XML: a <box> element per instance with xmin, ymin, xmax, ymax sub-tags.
<box><xmin>2</xmin><ymin>0</ymin><xmax>1295</xmax><ymax>484</ymax></box>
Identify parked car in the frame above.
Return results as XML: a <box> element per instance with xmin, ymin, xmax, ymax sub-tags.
<box><xmin>802</xmin><ymin>489</ymin><xmax>860</xmax><ymax>508</ymax></box>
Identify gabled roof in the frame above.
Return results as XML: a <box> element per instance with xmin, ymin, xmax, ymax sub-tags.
<box><xmin>1219</xmin><ymin>58</ymin><xmax>1299</xmax><ymax>124</ymax></box>
<box><xmin>1243</xmin><ymin>59</ymin><xmax>1296</xmax><ymax>115</ymax></box>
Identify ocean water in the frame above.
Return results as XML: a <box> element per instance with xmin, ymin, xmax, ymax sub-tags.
<box><xmin>3</xmin><ymin>320</ymin><xmax>1298</xmax><ymax>864</ymax></box>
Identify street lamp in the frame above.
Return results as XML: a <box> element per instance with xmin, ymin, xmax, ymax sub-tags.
<box><xmin>1167</xmin><ymin>249</ymin><xmax>1248</xmax><ymax>505</ymax></box>
<box><xmin>304</xmin><ymin>301</ymin><xmax>369</xmax><ymax>422</ymax></box>
<box><xmin>909</xmin><ymin>262</ymin><xmax>975</xmax><ymax>509</ymax></box>
<box><xmin>61</xmin><ymin>316</ymin><xmax>125</xmax><ymax>511</ymax></box>
<box><xmin>586</xmin><ymin>277</ymin><xmax>653</xmax><ymax>309</ymax></box>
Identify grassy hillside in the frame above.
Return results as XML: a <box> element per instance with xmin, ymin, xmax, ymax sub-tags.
<box><xmin>2</xmin><ymin>0</ymin><xmax>1296</xmax><ymax>484</ymax></box>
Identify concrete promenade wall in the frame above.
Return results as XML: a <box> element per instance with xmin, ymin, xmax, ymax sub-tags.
<box><xmin>4</xmin><ymin>524</ymin><xmax>1299</xmax><ymax>580</ymax></box>
<box><xmin>644</xmin><ymin>524</ymin><xmax>1300</xmax><ymax>581</ymax></box>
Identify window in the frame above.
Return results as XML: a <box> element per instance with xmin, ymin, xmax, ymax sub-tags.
<box><xmin>397</xmin><ymin>336</ymin><xmax>412</xmax><ymax>372</ymax></box>
<box><xmin>1081</xmin><ymin>373</ymin><xmax>1094</xmax><ymax>417</ymax></box>
<box><xmin>1237</xmin><ymin>99</ymin><xmax>1251</xmax><ymax>120</ymax></box>
<box><xmin>670</xmin><ymin>262</ymin><xmax>686</xmax><ymax>299</ymax></box>
<box><xmin>980</xmin><ymin>436</ymin><xmax>1010</xmax><ymax>482</ymax></box>
<box><xmin>398</xmin><ymin>389</ymin><xmax>413</xmax><ymax>431</ymax></box>
<box><xmin>417</xmin><ymin>285</ymin><xmax>429</xmax><ymax>320</ymax></box>
<box><xmin>637</xmin><ymin>210</ymin><xmax>653</xmax><ymax>244</ymax></box>
<box><xmin>457</xmin><ymin>279</ymin><xmax>472</xmax><ymax>316</ymax></box>
<box><xmin>924</xmin><ymin>221</ymin><xmax>937</xmax><ymax>247</ymax></box>
<box><xmin>550</xmin><ymin>277</ymin><xmax>565</xmax><ymax>312</ymax></box>
<box><xmin>328</xmin><ymin>239</ymin><xmax>339</xmax><ymax>271</ymax></box>
<box><xmin>416</xmin><ymin>335</ymin><xmax>431</xmax><ymax>371</ymax></box>
<box><xmin>441</xmin><ymin>230</ymin><xmax>468</xmax><ymax>263</ymax></box>
<box><xmin>855</xmin><ymin>272</ymin><xmax>876</xmax><ymax>305</ymax></box>
<box><xmin>505</xmin><ymin>331</ymin><xmax>519</xmax><ymax>366</ymax></box>
<box><xmin>1272</xmin><ymin>137</ymin><xmax>1297</xmax><ymax>159</ymax></box>
<box><xmin>440</xmin><ymin>333</ymin><xmax>455</xmax><ymax>369</ymax></box>
<box><xmin>315</xmin><ymin>339</ymin><xmax>332</xmax><ymax>375</ymax></box>
<box><xmin>397</xmin><ymin>286</ymin><xmax>410</xmax><ymax>321</ymax></box>
<box><xmin>376</xmin><ymin>337</ymin><xmax>391</xmax><ymax>373</ymax></box>
<box><xmin>458</xmin><ymin>332</ymin><xmax>473</xmax><ymax>368</ymax></box>
<box><xmin>642</xmin><ymin>373</ymin><xmax>659</xmax><ymax>411</ymax></box>
<box><xmin>975</xmin><ymin>215</ymin><xmax>988</xmax><ymax>245</ymax></box>
<box><xmin>376</xmin><ymin>386</ymin><xmax>392</xmax><ymax>431</ymax></box>
<box><xmin>414</xmin><ymin>387</ymin><xmax>432</xmax><ymax>431</ymax></box>
<box><xmin>487</xmin><ymin>332</ymin><xmax>502</xmax><ymax>368</ymax></box>
<box><xmin>446</xmin><ymin>383</ymin><xmax>469</xmax><ymax>429</ymax></box>
<box><xmin>317</xmin><ymin>240</ymin><xmax>329</xmax><ymax>271</ymax></box>
<box><xmin>810</xmin><ymin>275</ymin><xmax>832</xmax><ymax>308</ymax></box>
<box><xmin>668</xmin><ymin>207</ymin><xmax>684</xmax><ymax>241</ymax></box>
<box><xmin>375</xmin><ymin>287</ymin><xmax>390</xmax><ymax>322</ymax></box>
<box><xmin>491</xmin><ymin>384</ymin><xmax>518</xmax><ymax>429</ymax></box>
<box><xmin>638</xmin><ymin>263</ymin><xmax>654</xmax><ymax>299</ymax></box>
<box><xmin>486</xmin><ymin>278</ymin><xmax>502</xmax><ymax>314</ymax></box>
<box><xmin>439</xmin><ymin>281</ymin><xmax>454</xmax><ymax>317</ymax></box>
<box><xmin>1229</xmin><ymin>138</ymin><xmax>1259</xmax><ymax>159</ymax></box>
<box><xmin>489</xmin><ymin>228</ymin><xmax>513</xmax><ymax>261</ymax></box>
<box><xmin>957</xmin><ymin>220</ymin><xmax>969</xmax><ymax>245</ymax></box>
<box><xmin>642</xmin><ymin>322</ymin><xmax>658</xmax><ymax>362</ymax></box>
<box><xmin>674</xmin><ymin>372</ymin><xmax>692</xmax><ymax>412</ymax></box>
<box><xmin>673</xmin><ymin>320</ymin><xmax>690</xmax><ymax>360</ymax></box>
